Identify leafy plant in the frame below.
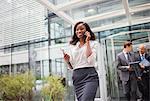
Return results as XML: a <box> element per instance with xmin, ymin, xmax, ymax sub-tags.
<box><xmin>41</xmin><ymin>76</ymin><xmax>66</xmax><ymax>101</ymax></box>
<box><xmin>0</xmin><ymin>71</ymin><xmax>35</xmax><ymax>101</ymax></box>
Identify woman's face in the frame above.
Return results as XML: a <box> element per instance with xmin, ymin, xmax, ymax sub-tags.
<box><xmin>75</xmin><ymin>23</ymin><xmax>86</xmax><ymax>39</ymax></box>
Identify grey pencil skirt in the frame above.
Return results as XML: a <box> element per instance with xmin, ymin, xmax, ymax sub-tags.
<box><xmin>72</xmin><ymin>67</ymin><xmax>99</xmax><ymax>101</ymax></box>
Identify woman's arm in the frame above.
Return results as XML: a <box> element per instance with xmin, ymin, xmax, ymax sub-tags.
<box><xmin>85</xmin><ymin>31</ymin><xmax>92</xmax><ymax>58</ymax></box>
<box><xmin>86</xmin><ymin>41</ymin><xmax>92</xmax><ymax>58</ymax></box>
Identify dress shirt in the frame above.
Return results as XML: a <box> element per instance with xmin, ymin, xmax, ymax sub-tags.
<box><xmin>68</xmin><ymin>41</ymin><xmax>98</xmax><ymax>70</ymax></box>
<box><xmin>123</xmin><ymin>50</ymin><xmax>128</xmax><ymax>61</ymax></box>
<box><xmin>140</xmin><ymin>53</ymin><xmax>145</xmax><ymax>61</ymax></box>
<box><xmin>122</xmin><ymin>50</ymin><xmax>131</xmax><ymax>69</ymax></box>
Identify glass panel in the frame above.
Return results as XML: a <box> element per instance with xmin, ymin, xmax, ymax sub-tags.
<box><xmin>42</xmin><ymin>60</ymin><xmax>50</xmax><ymax>78</ymax></box>
<box><xmin>131</xmin><ymin>23</ymin><xmax>150</xmax><ymax>30</ymax></box>
<box><xmin>48</xmin><ymin>0</ymin><xmax>71</xmax><ymax>5</ymax></box>
<box><xmin>128</xmin><ymin>0</ymin><xmax>150</xmax><ymax>7</ymax></box>
<box><xmin>29</xmin><ymin>41</ymin><xmax>49</xmax><ymax>79</ymax></box>
<box><xmin>100</xmin><ymin>27</ymin><xmax>129</xmax><ymax>38</ymax></box>
<box><xmin>131</xmin><ymin>9</ymin><xmax>150</xmax><ymax>20</ymax></box>
<box><xmin>12</xmin><ymin>44</ymin><xmax>28</xmax><ymax>52</ymax></box>
<box><xmin>51</xmin><ymin>57</ymin><xmax>75</xmax><ymax>100</ymax></box>
<box><xmin>0</xmin><ymin>46</ymin><xmax>11</xmax><ymax>75</ymax></box>
<box><xmin>11</xmin><ymin>45</ymin><xmax>29</xmax><ymax>74</ymax></box>
<box><xmin>0</xmin><ymin>65</ymin><xmax>9</xmax><ymax>75</ymax></box>
<box><xmin>131</xmin><ymin>31</ymin><xmax>150</xmax><ymax>44</ymax></box>
<box><xmin>104</xmin><ymin>34</ymin><xmax>131</xmax><ymax>100</ymax></box>
<box><xmin>50</xmin><ymin>17</ymin><xmax>72</xmax><ymax>45</ymax></box>
<box><xmin>65</xmin><ymin>0</ymin><xmax>123</xmax><ymax>20</ymax></box>
<box><xmin>0</xmin><ymin>48</ymin><xmax>3</xmax><ymax>55</ymax></box>
<box><xmin>88</xmin><ymin>15</ymin><xmax>127</xmax><ymax>29</ymax></box>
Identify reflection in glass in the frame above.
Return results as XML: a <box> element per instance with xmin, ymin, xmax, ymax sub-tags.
<box><xmin>65</xmin><ymin>0</ymin><xmax>123</xmax><ymax>19</ymax></box>
<box><xmin>49</xmin><ymin>17</ymin><xmax>72</xmax><ymax>45</ymax></box>
<box><xmin>131</xmin><ymin>9</ymin><xmax>150</xmax><ymax>20</ymax></box>
<box><xmin>0</xmin><ymin>65</ymin><xmax>9</xmax><ymax>74</ymax></box>
<box><xmin>128</xmin><ymin>0</ymin><xmax>150</xmax><ymax>7</ymax></box>
<box><xmin>88</xmin><ymin>15</ymin><xmax>127</xmax><ymax>28</ymax></box>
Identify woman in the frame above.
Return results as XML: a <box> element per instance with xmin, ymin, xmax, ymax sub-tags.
<box><xmin>63</xmin><ymin>21</ymin><xmax>99</xmax><ymax>101</ymax></box>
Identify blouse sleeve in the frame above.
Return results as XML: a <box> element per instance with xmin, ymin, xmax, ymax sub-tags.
<box><xmin>87</xmin><ymin>41</ymin><xmax>98</xmax><ymax>64</ymax></box>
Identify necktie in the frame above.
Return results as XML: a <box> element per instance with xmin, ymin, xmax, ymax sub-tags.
<box><xmin>141</xmin><ymin>55</ymin><xmax>144</xmax><ymax>61</ymax></box>
<box><xmin>127</xmin><ymin>52</ymin><xmax>131</xmax><ymax>62</ymax></box>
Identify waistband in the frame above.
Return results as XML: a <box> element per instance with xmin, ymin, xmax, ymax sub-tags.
<box><xmin>73</xmin><ymin>67</ymin><xmax>95</xmax><ymax>71</ymax></box>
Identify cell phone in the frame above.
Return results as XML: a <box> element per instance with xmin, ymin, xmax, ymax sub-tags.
<box><xmin>60</xmin><ymin>48</ymin><xmax>65</xmax><ymax>55</ymax></box>
<box><xmin>83</xmin><ymin>31</ymin><xmax>87</xmax><ymax>41</ymax></box>
<box><xmin>60</xmin><ymin>48</ymin><xmax>73</xmax><ymax>69</ymax></box>
<box><xmin>84</xmin><ymin>31</ymin><xmax>86</xmax><ymax>36</ymax></box>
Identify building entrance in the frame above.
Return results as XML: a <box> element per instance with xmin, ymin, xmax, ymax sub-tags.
<box><xmin>101</xmin><ymin>30</ymin><xmax>150</xmax><ymax>101</ymax></box>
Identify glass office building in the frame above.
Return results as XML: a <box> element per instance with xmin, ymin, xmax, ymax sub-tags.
<box><xmin>0</xmin><ymin>0</ymin><xmax>150</xmax><ymax>101</ymax></box>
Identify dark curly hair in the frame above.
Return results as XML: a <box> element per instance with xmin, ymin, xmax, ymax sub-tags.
<box><xmin>70</xmin><ymin>21</ymin><xmax>95</xmax><ymax>45</ymax></box>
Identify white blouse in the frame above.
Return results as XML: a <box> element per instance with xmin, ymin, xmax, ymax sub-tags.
<box><xmin>68</xmin><ymin>41</ymin><xmax>98</xmax><ymax>70</ymax></box>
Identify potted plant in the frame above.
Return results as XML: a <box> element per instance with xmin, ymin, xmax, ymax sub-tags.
<box><xmin>41</xmin><ymin>76</ymin><xmax>66</xmax><ymax>101</ymax></box>
<box><xmin>0</xmin><ymin>71</ymin><xmax>35</xmax><ymax>101</ymax></box>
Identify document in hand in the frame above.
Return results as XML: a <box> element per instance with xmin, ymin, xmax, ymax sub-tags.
<box><xmin>129</xmin><ymin>61</ymin><xmax>140</xmax><ymax>69</ymax></box>
<box><xmin>129</xmin><ymin>61</ymin><xmax>141</xmax><ymax>77</ymax></box>
<box><xmin>140</xmin><ymin>58</ymin><xmax>150</xmax><ymax>66</ymax></box>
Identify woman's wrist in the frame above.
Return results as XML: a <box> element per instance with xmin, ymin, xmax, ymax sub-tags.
<box><xmin>65</xmin><ymin>59</ymin><xmax>69</xmax><ymax>63</ymax></box>
<box><xmin>86</xmin><ymin>40</ymin><xmax>90</xmax><ymax>44</ymax></box>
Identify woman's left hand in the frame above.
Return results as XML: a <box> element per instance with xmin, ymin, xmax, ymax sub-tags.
<box><xmin>85</xmin><ymin>31</ymin><xmax>91</xmax><ymax>42</ymax></box>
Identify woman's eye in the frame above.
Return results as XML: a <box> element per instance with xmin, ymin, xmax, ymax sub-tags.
<box><xmin>76</xmin><ymin>27</ymin><xmax>84</xmax><ymax>31</ymax></box>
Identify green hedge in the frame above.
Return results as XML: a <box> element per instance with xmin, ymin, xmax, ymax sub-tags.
<box><xmin>0</xmin><ymin>72</ymin><xmax>35</xmax><ymax>101</ymax></box>
<box><xmin>41</xmin><ymin>76</ymin><xmax>66</xmax><ymax>101</ymax></box>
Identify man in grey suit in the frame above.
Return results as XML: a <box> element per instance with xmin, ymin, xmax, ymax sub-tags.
<box><xmin>117</xmin><ymin>41</ymin><xmax>139</xmax><ymax>101</ymax></box>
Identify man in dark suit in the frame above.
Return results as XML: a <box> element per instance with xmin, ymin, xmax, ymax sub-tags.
<box><xmin>135</xmin><ymin>44</ymin><xmax>150</xmax><ymax>101</ymax></box>
<box><xmin>117</xmin><ymin>41</ymin><xmax>139</xmax><ymax>101</ymax></box>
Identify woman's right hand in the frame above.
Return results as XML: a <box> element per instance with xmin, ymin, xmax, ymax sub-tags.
<box><xmin>64</xmin><ymin>53</ymin><xmax>70</xmax><ymax>63</ymax></box>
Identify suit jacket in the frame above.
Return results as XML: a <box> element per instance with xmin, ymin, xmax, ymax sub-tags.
<box><xmin>135</xmin><ymin>52</ymin><xmax>150</xmax><ymax>75</ymax></box>
<box><xmin>117</xmin><ymin>51</ymin><xmax>136</xmax><ymax>81</ymax></box>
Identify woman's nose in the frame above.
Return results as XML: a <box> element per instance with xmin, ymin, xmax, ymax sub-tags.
<box><xmin>78</xmin><ymin>30</ymin><xmax>82</xmax><ymax>33</ymax></box>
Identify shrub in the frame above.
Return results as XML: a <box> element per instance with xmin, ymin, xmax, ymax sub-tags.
<box><xmin>41</xmin><ymin>76</ymin><xmax>66</xmax><ymax>101</ymax></box>
<box><xmin>0</xmin><ymin>72</ymin><xmax>35</xmax><ymax>101</ymax></box>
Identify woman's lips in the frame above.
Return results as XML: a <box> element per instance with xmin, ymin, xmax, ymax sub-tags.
<box><xmin>78</xmin><ymin>34</ymin><xmax>83</xmax><ymax>37</ymax></box>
